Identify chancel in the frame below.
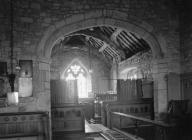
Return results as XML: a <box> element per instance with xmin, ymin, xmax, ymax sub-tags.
<box><xmin>0</xmin><ymin>0</ymin><xmax>192</xmax><ymax>140</ymax></box>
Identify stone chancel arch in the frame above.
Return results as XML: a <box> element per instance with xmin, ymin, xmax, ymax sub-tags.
<box><xmin>37</xmin><ymin>10</ymin><xmax>163</xmax><ymax>60</ymax></box>
<box><xmin>38</xmin><ymin>10</ymin><xmax>169</xmax><ymax>117</ymax></box>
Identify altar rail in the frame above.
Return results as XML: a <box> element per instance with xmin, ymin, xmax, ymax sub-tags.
<box><xmin>111</xmin><ymin>112</ymin><xmax>176</xmax><ymax>140</ymax></box>
<box><xmin>105</xmin><ymin>99</ymin><xmax>154</xmax><ymax>127</ymax></box>
<box><xmin>0</xmin><ymin>111</ymin><xmax>50</xmax><ymax>140</ymax></box>
<box><xmin>95</xmin><ymin>94</ymin><xmax>117</xmax><ymax>102</ymax></box>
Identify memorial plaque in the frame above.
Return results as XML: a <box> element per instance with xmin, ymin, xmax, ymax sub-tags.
<box><xmin>19</xmin><ymin>60</ymin><xmax>33</xmax><ymax>77</ymax></box>
<box><xmin>19</xmin><ymin>77</ymin><xmax>33</xmax><ymax>97</ymax></box>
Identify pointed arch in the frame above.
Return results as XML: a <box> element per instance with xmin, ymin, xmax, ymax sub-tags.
<box><xmin>61</xmin><ymin>59</ymin><xmax>92</xmax><ymax>98</ymax></box>
<box><xmin>61</xmin><ymin>59</ymin><xmax>89</xmax><ymax>79</ymax></box>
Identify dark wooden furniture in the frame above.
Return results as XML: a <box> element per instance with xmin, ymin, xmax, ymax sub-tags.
<box><xmin>0</xmin><ymin>111</ymin><xmax>50</xmax><ymax>140</ymax></box>
<box><xmin>85</xmin><ymin>119</ymin><xmax>144</xmax><ymax>140</ymax></box>
<box><xmin>95</xmin><ymin>93</ymin><xmax>117</xmax><ymax>102</ymax></box>
<box><xmin>0</xmin><ymin>98</ymin><xmax>6</xmax><ymax>107</ymax></box>
<box><xmin>117</xmin><ymin>79</ymin><xmax>153</xmax><ymax>101</ymax></box>
<box><xmin>51</xmin><ymin>104</ymin><xmax>85</xmax><ymax>132</ymax></box>
<box><xmin>51</xmin><ymin>80</ymin><xmax>78</xmax><ymax>105</ymax></box>
<box><xmin>111</xmin><ymin>112</ymin><xmax>176</xmax><ymax>140</ymax></box>
<box><xmin>104</xmin><ymin>98</ymin><xmax>153</xmax><ymax>128</ymax></box>
<box><xmin>101</xmin><ymin>101</ymin><xmax>116</xmax><ymax>126</ymax></box>
<box><xmin>101</xmin><ymin>128</ymin><xmax>144</xmax><ymax>140</ymax></box>
<box><xmin>94</xmin><ymin>93</ymin><xmax>117</xmax><ymax>124</ymax></box>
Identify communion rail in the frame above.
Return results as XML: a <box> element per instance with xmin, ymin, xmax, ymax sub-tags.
<box><xmin>110</xmin><ymin>112</ymin><xmax>176</xmax><ymax>140</ymax></box>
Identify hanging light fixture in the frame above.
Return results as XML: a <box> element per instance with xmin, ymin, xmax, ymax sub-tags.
<box><xmin>7</xmin><ymin>0</ymin><xmax>19</xmax><ymax>105</ymax></box>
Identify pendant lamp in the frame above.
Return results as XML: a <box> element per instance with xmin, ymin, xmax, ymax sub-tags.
<box><xmin>7</xmin><ymin>0</ymin><xmax>19</xmax><ymax>105</ymax></box>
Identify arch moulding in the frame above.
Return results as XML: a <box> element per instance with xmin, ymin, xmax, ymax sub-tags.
<box><xmin>36</xmin><ymin>10</ymin><xmax>164</xmax><ymax>60</ymax></box>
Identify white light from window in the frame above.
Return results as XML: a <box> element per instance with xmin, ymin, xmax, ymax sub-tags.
<box><xmin>65</xmin><ymin>64</ymin><xmax>89</xmax><ymax>98</ymax></box>
<box><xmin>66</xmin><ymin>73</ymin><xmax>75</xmax><ymax>80</ymax></box>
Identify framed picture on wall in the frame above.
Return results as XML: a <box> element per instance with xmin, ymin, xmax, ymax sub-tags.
<box><xmin>0</xmin><ymin>62</ymin><xmax>7</xmax><ymax>76</ymax></box>
<box><xmin>19</xmin><ymin>60</ymin><xmax>33</xmax><ymax>77</ymax></box>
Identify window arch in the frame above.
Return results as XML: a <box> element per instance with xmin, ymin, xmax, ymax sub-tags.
<box><xmin>61</xmin><ymin>59</ymin><xmax>92</xmax><ymax>98</ymax></box>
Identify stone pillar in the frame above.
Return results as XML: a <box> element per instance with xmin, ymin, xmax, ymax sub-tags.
<box><xmin>152</xmin><ymin>60</ymin><xmax>158</xmax><ymax>117</ymax></box>
<box><xmin>33</xmin><ymin>56</ymin><xmax>51</xmax><ymax>140</ymax></box>
<box><xmin>153</xmin><ymin>58</ymin><xmax>169</xmax><ymax>119</ymax></box>
<box><xmin>33</xmin><ymin>57</ymin><xmax>51</xmax><ymax>111</ymax></box>
<box><xmin>110</xmin><ymin>60</ymin><xmax>118</xmax><ymax>92</ymax></box>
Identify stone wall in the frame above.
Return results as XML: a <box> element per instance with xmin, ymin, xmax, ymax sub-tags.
<box><xmin>181</xmin><ymin>0</ymin><xmax>192</xmax><ymax>73</ymax></box>
<box><xmin>0</xmin><ymin>0</ymin><xmax>181</xmax><ymax>116</ymax></box>
<box><xmin>0</xmin><ymin>0</ymin><xmax>179</xmax><ymax>59</ymax></box>
<box><xmin>0</xmin><ymin>57</ymin><xmax>50</xmax><ymax>113</ymax></box>
<box><xmin>118</xmin><ymin>50</ymin><xmax>153</xmax><ymax>80</ymax></box>
<box><xmin>180</xmin><ymin>0</ymin><xmax>192</xmax><ymax>113</ymax></box>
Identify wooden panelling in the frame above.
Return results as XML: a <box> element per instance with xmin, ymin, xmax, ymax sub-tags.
<box><xmin>181</xmin><ymin>73</ymin><xmax>192</xmax><ymax>100</ymax></box>
<box><xmin>95</xmin><ymin>94</ymin><xmax>117</xmax><ymax>102</ymax></box>
<box><xmin>94</xmin><ymin>93</ymin><xmax>117</xmax><ymax>119</ymax></box>
<box><xmin>117</xmin><ymin>79</ymin><xmax>143</xmax><ymax>102</ymax></box>
<box><xmin>52</xmin><ymin>105</ymin><xmax>84</xmax><ymax>132</ymax></box>
<box><xmin>0</xmin><ymin>112</ymin><xmax>49</xmax><ymax>140</ymax></box>
<box><xmin>111</xmin><ymin>112</ymin><xmax>177</xmax><ymax>140</ymax></box>
<box><xmin>51</xmin><ymin>80</ymin><xmax>78</xmax><ymax>106</ymax></box>
<box><xmin>104</xmin><ymin>99</ymin><xmax>153</xmax><ymax>128</ymax></box>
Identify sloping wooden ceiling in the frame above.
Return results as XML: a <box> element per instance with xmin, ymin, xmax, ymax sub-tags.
<box><xmin>52</xmin><ymin>26</ymin><xmax>151</xmax><ymax>62</ymax></box>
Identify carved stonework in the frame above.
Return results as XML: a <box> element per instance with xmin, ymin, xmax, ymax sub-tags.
<box><xmin>119</xmin><ymin>50</ymin><xmax>153</xmax><ymax>80</ymax></box>
<box><xmin>120</xmin><ymin>50</ymin><xmax>152</xmax><ymax>66</ymax></box>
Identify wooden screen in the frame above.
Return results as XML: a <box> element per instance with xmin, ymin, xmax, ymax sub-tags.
<box><xmin>117</xmin><ymin>79</ymin><xmax>143</xmax><ymax>102</ymax></box>
<box><xmin>0</xmin><ymin>112</ymin><xmax>49</xmax><ymax>140</ymax></box>
<box><xmin>51</xmin><ymin>80</ymin><xmax>78</xmax><ymax>106</ymax></box>
<box><xmin>51</xmin><ymin>105</ymin><xmax>84</xmax><ymax>132</ymax></box>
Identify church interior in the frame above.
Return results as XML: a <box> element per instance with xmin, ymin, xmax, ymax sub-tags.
<box><xmin>0</xmin><ymin>0</ymin><xmax>192</xmax><ymax>140</ymax></box>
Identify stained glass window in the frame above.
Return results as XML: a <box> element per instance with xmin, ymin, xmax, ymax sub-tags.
<box><xmin>65</xmin><ymin>64</ymin><xmax>88</xmax><ymax>98</ymax></box>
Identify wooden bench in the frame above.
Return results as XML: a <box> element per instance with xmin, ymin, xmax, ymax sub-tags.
<box><xmin>0</xmin><ymin>112</ymin><xmax>50</xmax><ymax>140</ymax></box>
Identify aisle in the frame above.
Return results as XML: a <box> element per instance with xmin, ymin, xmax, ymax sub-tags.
<box><xmin>53</xmin><ymin>120</ymin><xmax>106</xmax><ymax>140</ymax></box>
<box><xmin>85</xmin><ymin>120</ymin><xmax>109</xmax><ymax>135</ymax></box>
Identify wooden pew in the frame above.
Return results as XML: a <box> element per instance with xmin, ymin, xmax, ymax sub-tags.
<box><xmin>0</xmin><ymin>111</ymin><xmax>50</xmax><ymax>140</ymax></box>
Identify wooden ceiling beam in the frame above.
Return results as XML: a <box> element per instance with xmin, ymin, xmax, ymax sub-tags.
<box><xmin>118</xmin><ymin>33</ymin><xmax>137</xmax><ymax>53</ymax></box>
<box><xmin>130</xmin><ymin>33</ymin><xmax>150</xmax><ymax>49</ymax></box>
<box><xmin>71</xmin><ymin>30</ymin><xmax>125</xmax><ymax>61</ymax></box>
<box><xmin>110</xmin><ymin>28</ymin><xmax>123</xmax><ymax>45</ymax></box>
<box><xmin>99</xmin><ymin>43</ymin><xmax>108</xmax><ymax>52</ymax></box>
<box><xmin>121</xmin><ymin>31</ymin><xmax>143</xmax><ymax>51</ymax></box>
<box><xmin>80</xmin><ymin>36</ymin><xmax>112</xmax><ymax>64</ymax></box>
<box><xmin>97</xmin><ymin>32</ymin><xmax>125</xmax><ymax>60</ymax></box>
<box><xmin>126</xmin><ymin>32</ymin><xmax>146</xmax><ymax>50</ymax></box>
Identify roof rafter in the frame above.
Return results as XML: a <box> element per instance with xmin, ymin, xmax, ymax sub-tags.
<box><xmin>70</xmin><ymin>30</ymin><xmax>124</xmax><ymax>61</ymax></box>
